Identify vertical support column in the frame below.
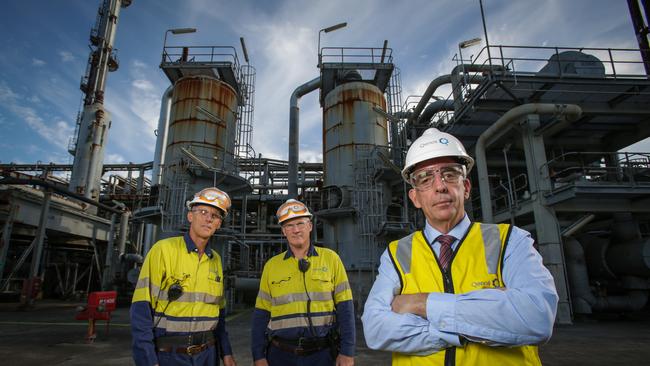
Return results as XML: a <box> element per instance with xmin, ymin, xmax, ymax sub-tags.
<box><xmin>24</xmin><ymin>190</ymin><xmax>53</xmax><ymax>306</ymax></box>
<box><xmin>0</xmin><ymin>204</ymin><xmax>16</xmax><ymax>282</ymax></box>
<box><xmin>101</xmin><ymin>213</ymin><xmax>117</xmax><ymax>290</ymax></box>
<box><xmin>521</xmin><ymin>114</ymin><xmax>572</xmax><ymax>324</ymax></box>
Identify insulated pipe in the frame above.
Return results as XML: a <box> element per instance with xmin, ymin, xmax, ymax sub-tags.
<box><xmin>152</xmin><ymin>86</ymin><xmax>174</xmax><ymax>185</ymax></box>
<box><xmin>117</xmin><ymin>210</ymin><xmax>131</xmax><ymax>255</ymax></box>
<box><xmin>563</xmin><ymin>237</ymin><xmax>598</xmax><ymax>313</ymax></box>
<box><xmin>405</xmin><ymin>74</ymin><xmax>452</xmax><ymax>129</ymax></box>
<box><xmin>416</xmin><ymin>100</ymin><xmax>455</xmax><ymax>127</ymax></box>
<box><xmin>564</xmin><ymin>237</ymin><xmax>650</xmax><ymax>313</ymax></box>
<box><xmin>288</xmin><ymin>77</ymin><xmax>321</xmax><ymax>198</ymax></box>
<box><xmin>450</xmin><ymin>64</ymin><xmax>505</xmax><ymax>112</ymax></box>
<box><xmin>475</xmin><ymin>103</ymin><xmax>582</xmax><ymax>222</ymax></box>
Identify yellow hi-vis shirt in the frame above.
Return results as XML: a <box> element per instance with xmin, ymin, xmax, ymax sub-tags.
<box><xmin>255</xmin><ymin>246</ymin><xmax>352</xmax><ymax>338</ymax></box>
<box><xmin>132</xmin><ymin>235</ymin><xmax>225</xmax><ymax>333</ymax></box>
<box><xmin>387</xmin><ymin>223</ymin><xmax>541</xmax><ymax>366</ymax></box>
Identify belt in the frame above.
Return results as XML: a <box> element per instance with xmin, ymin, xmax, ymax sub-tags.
<box><xmin>270</xmin><ymin>336</ymin><xmax>331</xmax><ymax>356</ymax></box>
<box><xmin>157</xmin><ymin>339</ymin><xmax>215</xmax><ymax>355</ymax></box>
<box><xmin>156</xmin><ymin>331</ymin><xmax>215</xmax><ymax>346</ymax></box>
<box><xmin>156</xmin><ymin>331</ymin><xmax>216</xmax><ymax>356</ymax></box>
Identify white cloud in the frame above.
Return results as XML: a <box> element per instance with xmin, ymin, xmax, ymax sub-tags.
<box><xmin>105</xmin><ymin>153</ymin><xmax>126</xmax><ymax>164</ymax></box>
<box><xmin>32</xmin><ymin>58</ymin><xmax>46</xmax><ymax>67</ymax></box>
<box><xmin>59</xmin><ymin>51</ymin><xmax>75</xmax><ymax>62</ymax></box>
<box><xmin>0</xmin><ymin>82</ymin><xmax>73</xmax><ymax>152</ymax></box>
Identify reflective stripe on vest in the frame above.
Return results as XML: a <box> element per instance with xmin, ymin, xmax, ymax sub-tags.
<box><xmin>387</xmin><ymin>223</ymin><xmax>541</xmax><ymax>366</ymax></box>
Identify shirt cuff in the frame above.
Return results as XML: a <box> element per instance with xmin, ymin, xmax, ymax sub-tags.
<box><xmin>426</xmin><ymin>292</ymin><xmax>456</xmax><ymax>333</ymax></box>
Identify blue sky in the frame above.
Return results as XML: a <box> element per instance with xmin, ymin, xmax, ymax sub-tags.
<box><xmin>0</xmin><ymin>0</ymin><xmax>642</xmax><ymax>168</ymax></box>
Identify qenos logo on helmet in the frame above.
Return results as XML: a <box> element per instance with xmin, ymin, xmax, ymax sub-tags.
<box><xmin>419</xmin><ymin>137</ymin><xmax>450</xmax><ymax>148</ymax></box>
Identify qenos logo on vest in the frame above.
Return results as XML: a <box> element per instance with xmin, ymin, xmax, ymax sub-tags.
<box><xmin>312</xmin><ymin>266</ymin><xmax>329</xmax><ymax>272</ymax></box>
<box><xmin>472</xmin><ymin>278</ymin><xmax>501</xmax><ymax>289</ymax></box>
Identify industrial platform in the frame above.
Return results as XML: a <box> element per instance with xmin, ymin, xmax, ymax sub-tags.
<box><xmin>0</xmin><ymin>301</ymin><xmax>648</xmax><ymax>365</ymax></box>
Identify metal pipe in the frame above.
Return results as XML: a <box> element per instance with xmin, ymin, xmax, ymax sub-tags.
<box><xmin>451</xmin><ymin>64</ymin><xmax>505</xmax><ymax>112</ymax></box>
<box><xmin>118</xmin><ymin>210</ymin><xmax>131</xmax><ymax>255</ymax></box>
<box><xmin>405</xmin><ymin>74</ymin><xmax>452</xmax><ymax>129</ymax></box>
<box><xmin>1</xmin><ymin>177</ymin><xmax>123</xmax><ymax>214</ymax></box>
<box><xmin>475</xmin><ymin>103</ymin><xmax>582</xmax><ymax>222</ymax></box>
<box><xmin>101</xmin><ymin>213</ymin><xmax>118</xmax><ymax>290</ymax></box>
<box><xmin>561</xmin><ymin>214</ymin><xmax>596</xmax><ymax>237</ymax></box>
<box><xmin>288</xmin><ymin>77</ymin><xmax>321</xmax><ymax>198</ymax></box>
<box><xmin>152</xmin><ymin>85</ymin><xmax>174</xmax><ymax>185</ymax></box>
<box><xmin>416</xmin><ymin>100</ymin><xmax>455</xmax><ymax>127</ymax></box>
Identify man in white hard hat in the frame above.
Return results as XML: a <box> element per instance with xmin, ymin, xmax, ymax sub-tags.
<box><xmin>361</xmin><ymin>128</ymin><xmax>558</xmax><ymax>365</ymax></box>
<box><xmin>251</xmin><ymin>199</ymin><xmax>355</xmax><ymax>366</ymax></box>
<box><xmin>131</xmin><ymin>187</ymin><xmax>237</xmax><ymax>366</ymax></box>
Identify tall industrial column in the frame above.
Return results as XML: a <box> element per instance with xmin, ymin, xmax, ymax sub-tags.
<box><xmin>69</xmin><ymin>0</ymin><xmax>132</xmax><ymax>201</ymax></box>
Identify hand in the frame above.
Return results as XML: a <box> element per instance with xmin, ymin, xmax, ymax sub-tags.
<box><xmin>336</xmin><ymin>354</ymin><xmax>354</xmax><ymax>366</ymax></box>
<box><xmin>222</xmin><ymin>354</ymin><xmax>237</xmax><ymax>366</ymax></box>
<box><xmin>391</xmin><ymin>293</ymin><xmax>428</xmax><ymax>318</ymax></box>
<box><xmin>253</xmin><ymin>358</ymin><xmax>269</xmax><ymax>366</ymax></box>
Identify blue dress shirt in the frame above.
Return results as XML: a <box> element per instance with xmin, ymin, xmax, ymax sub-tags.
<box><xmin>361</xmin><ymin>215</ymin><xmax>558</xmax><ymax>355</ymax></box>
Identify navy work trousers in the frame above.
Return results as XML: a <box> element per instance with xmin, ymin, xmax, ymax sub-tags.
<box><xmin>267</xmin><ymin>345</ymin><xmax>334</xmax><ymax>366</ymax></box>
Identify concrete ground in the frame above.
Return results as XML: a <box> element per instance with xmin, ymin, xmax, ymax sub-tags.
<box><xmin>0</xmin><ymin>301</ymin><xmax>648</xmax><ymax>365</ymax></box>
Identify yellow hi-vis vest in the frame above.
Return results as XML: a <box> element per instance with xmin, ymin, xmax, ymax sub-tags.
<box><xmin>132</xmin><ymin>236</ymin><xmax>225</xmax><ymax>333</ymax></box>
<box><xmin>387</xmin><ymin>223</ymin><xmax>541</xmax><ymax>366</ymax></box>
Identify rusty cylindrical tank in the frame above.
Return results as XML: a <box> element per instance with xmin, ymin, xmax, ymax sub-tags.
<box><xmin>163</xmin><ymin>75</ymin><xmax>238</xmax><ymax>176</ymax></box>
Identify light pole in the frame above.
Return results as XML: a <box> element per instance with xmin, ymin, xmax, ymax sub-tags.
<box><xmin>458</xmin><ymin>37</ymin><xmax>482</xmax><ymax>65</ymax></box>
<box><xmin>458</xmin><ymin>37</ymin><xmax>482</xmax><ymax>95</ymax></box>
<box><xmin>163</xmin><ymin>28</ymin><xmax>197</xmax><ymax>62</ymax></box>
<box><xmin>318</xmin><ymin>22</ymin><xmax>347</xmax><ymax>68</ymax></box>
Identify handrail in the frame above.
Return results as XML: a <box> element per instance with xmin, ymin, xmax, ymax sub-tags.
<box><xmin>320</xmin><ymin>46</ymin><xmax>393</xmax><ymax>65</ymax></box>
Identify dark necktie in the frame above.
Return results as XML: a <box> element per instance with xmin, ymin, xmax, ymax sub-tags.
<box><xmin>437</xmin><ymin>235</ymin><xmax>455</xmax><ymax>271</ymax></box>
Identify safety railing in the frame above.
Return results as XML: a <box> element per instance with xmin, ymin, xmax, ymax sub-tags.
<box><xmin>320</xmin><ymin>46</ymin><xmax>393</xmax><ymax>65</ymax></box>
<box><xmin>410</xmin><ymin>44</ymin><xmax>649</xmax><ymax>130</ymax></box>
<box><xmin>543</xmin><ymin>151</ymin><xmax>650</xmax><ymax>191</ymax></box>
<box><xmin>161</xmin><ymin>45</ymin><xmax>242</xmax><ymax>82</ymax></box>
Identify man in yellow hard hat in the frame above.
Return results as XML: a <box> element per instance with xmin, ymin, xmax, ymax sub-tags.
<box><xmin>251</xmin><ymin>199</ymin><xmax>355</xmax><ymax>366</ymax></box>
<box><xmin>131</xmin><ymin>187</ymin><xmax>237</xmax><ymax>366</ymax></box>
<box><xmin>362</xmin><ymin>128</ymin><xmax>558</xmax><ymax>365</ymax></box>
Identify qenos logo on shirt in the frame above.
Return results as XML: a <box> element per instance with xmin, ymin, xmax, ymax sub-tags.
<box><xmin>312</xmin><ymin>266</ymin><xmax>329</xmax><ymax>272</ymax></box>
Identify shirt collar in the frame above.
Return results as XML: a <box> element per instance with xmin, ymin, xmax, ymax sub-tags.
<box><xmin>183</xmin><ymin>232</ymin><xmax>214</xmax><ymax>259</ymax></box>
<box><xmin>423</xmin><ymin>214</ymin><xmax>471</xmax><ymax>245</ymax></box>
<box><xmin>283</xmin><ymin>244</ymin><xmax>319</xmax><ymax>260</ymax></box>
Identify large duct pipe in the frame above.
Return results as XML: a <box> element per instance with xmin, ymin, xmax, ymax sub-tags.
<box><xmin>450</xmin><ymin>64</ymin><xmax>504</xmax><ymax>106</ymax></box>
<box><xmin>416</xmin><ymin>100</ymin><xmax>455</xmax><ymax>127</ymax></box>
<box><xmin>475</xmin><ymin>103</ymin><xmax>582</xmax><ymax>222</ymax></box>
<box><xmin>288</xmin><ymin>77</ymin><xmax>321</xmax><ymax>198</ymax></box>
<box><xmin>564</xmin><ymin>237</ymin><xmax>598</xmax><ymax>313</ymax></box>
<box><xmin>152</xmin><ymin>86</ymin><xmax>174</xmax><ymax>186</ymax></box>
<box><xmin>405</xmin><ymin>74</ymin><xmax>452</xmax><ymax>130</ymax></box>
<box><xmin>564</xmin><ymin>237</ymin><xmax>650</xmax><ymax>313</ymax></box>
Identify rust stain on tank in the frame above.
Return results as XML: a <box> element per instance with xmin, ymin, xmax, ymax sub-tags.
<box><xmin>165</xmin><ymin>76</ymin><xmax>238</xmax><ymax>164</ymax></box>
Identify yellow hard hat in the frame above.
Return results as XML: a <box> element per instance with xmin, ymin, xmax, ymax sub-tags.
<box><xmin>276</xmin><ymin>199</ymin><xmax>312</xmax><ymax>224</ymax></box>
<box><xmin>186</xmin><ymin>187</ymin><xmax>231</xmax><ymax>216</ymax></box>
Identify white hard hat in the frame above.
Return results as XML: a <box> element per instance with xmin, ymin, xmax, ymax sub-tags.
<box><xmin>276</xmin><ymin>199</ymin><xmax>312</xmax><ymax>224</ymax></box>
<box><xmin>401</xmin><ymin>128</ymin><xmax>474</xmax><ymax>182</ymax></box>
<box><xmin>186</xmin><ymin>187</ymin><xmax>231</xmax><ymax>216</ymax></box>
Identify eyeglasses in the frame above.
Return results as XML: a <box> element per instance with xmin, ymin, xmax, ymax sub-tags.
<box><xmin>409</xmin><ymin>163</ymin><xmax>465</xmax><ymax>191</ymax></box>
<box><xmin>282</xmin><ymin>220</ymin><xmax>310</xmax><ymax>231</ymax></box>
<box><xmin>192</xmin><ymin>208</ymin><xmax>223</xmax><ymax>221</ymax></box>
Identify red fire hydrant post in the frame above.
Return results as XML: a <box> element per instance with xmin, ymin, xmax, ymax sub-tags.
<box><xmin>75</xmin><ymin>291</ymin><xmax>117</xmax><ymax>343</ymax></box>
